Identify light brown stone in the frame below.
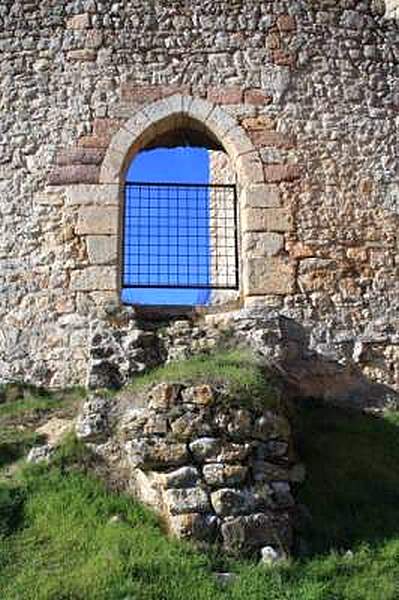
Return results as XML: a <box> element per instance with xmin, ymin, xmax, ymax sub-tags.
<box><xmin>244</xmin><ymin>232</ymin><xmax>284</xmax><ymax>257</ymax></box>
<box><xmin>70</xmin><ymin>267</ymin><xmax>116</xmax><ymax>291</ymax></box>
<box><xmin>245</xmin><ymin>258</ymin><xmax>295</xmax><ymax>295</ymax></box>
<box><xmin>65</xmin><ymin>184</ymin><xmax>120</xmax><ymax>206</ymax></box>
<box><xmin>86</xmin><ymin>236</ymin><xmax>118</xmax><ymax>265</ymax></box>
<box><xmin>243</xmin><ymin>184</ymin><xmax>281</xmax><ymax>208</ymax></box>
<box><xmin>243</xmin><ymin>208</ymin><xmax>293</xmax><ymax>232</ymax></box>
<box><xmin>76</xmin><ymin>206</ymin><xmax>118</xmax><ymax>235</ymax></box>
<box><xmin>241</xmin><ymin>115</ymin><xmax>276</xmax><ymax>131</ymax></box>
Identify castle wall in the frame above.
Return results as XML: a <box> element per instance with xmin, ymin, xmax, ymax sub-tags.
<box><xmin>0</xmin><ymin>1</ymin><xmax>398</xmax><ymax>396</ymax></box>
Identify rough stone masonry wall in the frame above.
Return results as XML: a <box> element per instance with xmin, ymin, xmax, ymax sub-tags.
<box><xmin>75</xmin><ymin>382</ymin><xmax>301</xmax><ymax>558</ymax></box>
<box><xmin>0</xmin><ymin>1</ymin><xmax>398</xmax><ymax>396</ymax></box>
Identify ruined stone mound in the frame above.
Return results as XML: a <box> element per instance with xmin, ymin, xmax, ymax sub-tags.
<box><xmin>75</xmin><ymin>381</ymin><xmax>305</xmax><ymax>559</ymax></box>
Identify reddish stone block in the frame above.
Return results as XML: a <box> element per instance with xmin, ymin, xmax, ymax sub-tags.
<box><xmin>250</xmin><ymin>130</ymin><xmax>296</xmax><ymax>149</ymax></box>
<box><xmin>277</xmin><ymin>15</ymin><xmax>296</xmax><ymax>32</ymax></box>
<box><xmin>93</xmin><ymin>118</ymin><xmax>122</xmax><ymax>138</ymax></box>
<box><xmin>244</xmin><ymin>89</ymin><xmax>273</xmax><ymax>106</ymax></box>
<box><xmin>121</xmin><ymin>85</ymin><xmax>163</xmax><ymax>104</ymax></box>
<box><xmin>207</xmin><ymin>86</ymin><xmax>243</xmax><ymax>105</ymax></box>
<box><xmin>272</xmin><ymin>50</ymin><xmax>296</xmax><ymax>68</ymax></box>
<box><xmin>264</xmin><ymin>164</ymin><xmax>301</xmax><ymax>183</ymax></box>
<box><xmin>48</xmin><ymin>165</ymin><xmax>100</xmax><ymax>185</ymax></box>
<box><xmin>56</xmin><ymin>148</ymin><xmax>105</xmax><ymax>166</ymax></box>
<box><xmin>78</xmin><ymin>136</ymin><xmax>110</xmax><ymax>149</ymax></box>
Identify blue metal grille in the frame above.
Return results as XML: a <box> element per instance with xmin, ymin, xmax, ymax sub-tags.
<box><xmin>122</xmin><ymin>182</ymin><xmax>239</xmax><ymax>290</ymax></box>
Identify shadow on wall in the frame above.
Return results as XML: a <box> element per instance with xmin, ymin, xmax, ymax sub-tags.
<box><xmin>294</xmin><ymin>402</ymin><xmax>399</xmax><ymax>556</ymax></box>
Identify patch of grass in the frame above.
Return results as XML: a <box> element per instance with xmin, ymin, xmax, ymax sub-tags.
<box><xmin>1</xmin><ymin>458</ymin><xmax>399</xmax><ymax>600</ymax></box>
<box><xmin>126</xmin><ymin>349</ymin><xmax>282</xmax><ymax>411</ymax></box>
<box><xmin>3</xmin><ymin>367</ymin><xmax>399</xmax><ymax>598</ymax></box>
<box><xmin>0</xmin><ymin>387</ymin><xmax>85</xmax><ymax>419</ymax></box>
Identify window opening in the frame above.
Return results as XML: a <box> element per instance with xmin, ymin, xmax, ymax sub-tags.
<box><xmin>121</xmin><ymin>141</ymin><xmax>239</xmax><ymax>307</ymax></box>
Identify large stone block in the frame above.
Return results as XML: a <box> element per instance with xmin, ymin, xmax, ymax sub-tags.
<box><xmin>86</xmin><ymin>236</ymin><xmax>118</xmax><ymax>265</ymax></box>
<box><xmin>76</xmin><ymin>206</ymin><xmax>118</xmax><ymax>235</ymax></box>
<box><xmin>70</xmin><ymin>267</ymin><xmax>117</xmax><ymax>291</ymax></box>
<box><xmin>243</xmin><ymin>232</ymin><xmax>284</xmax><ymax>257</ymax></box>
<box><xmin>164</xmin><ymin>487</ymin><xmax>211</xmax><ymax>515</ymax></box>
<box><xmin>48</xmin><ymin>165</ymin><xmax>100</xmax><ymax>185</ymax></box>
<box><xmin>243</xmin><ymin>184</ymin><xmax>281</xmax><ymax>208</ymax></box>
<box><xmin>243</xmin><ymin>208</ymin><xmax>293</xmax><ymax>232</ymax></box>
<box><xmin>264</xmin><ymin>164</ymin><xmax>301</xmax><ymax>183</ymax></box>
<box><xmin>245</xmin><ymin>258</ymin><xmax>295</xmax><ymax>295</ymax></box>
<box><xmin>65</xmin><ymin>184</ymin><xmax>120</xmax><ymax>206</ymax></box>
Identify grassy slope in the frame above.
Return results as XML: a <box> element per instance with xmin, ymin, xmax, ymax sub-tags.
<box><xmin>1</xmin><ymin>356</ymin><xmax>399</xmax><ymax>599</ymax></box>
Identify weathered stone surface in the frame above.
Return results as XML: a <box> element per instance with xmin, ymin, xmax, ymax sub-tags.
<box><xmin>162</xmin><ymin>466</ymin><xmax>200</xmax><ymax>489</ymax></box>
<box><xmin>86</xmin><ymin>236</ymin><xmax>117</xmax><ymax>265</ymax></box>
<box><xmin>243</xmin><ymin>184</ymin><xmax>281</xmax><ymax>208</ymax></box>
<box><xmin>214</xmin><ymin>410</ymin><xmax>252</xmax><ymax>439</ymax></box>
<box><xmin>244</xmin><ymin>232</ymin><xmax>284</xmax><ymax>258</ymax></box>
<box><xmin>76</xmin><ymin>207</ymin><xmax>118</xmax><ymax>235</ymax></box>
<box><xmin>253</xmin><ymin>412</ymin><xmax>291</xmax><ymax>440</ymax></box>
<box><xmin>189</xmin><ymin>438</ymin><xmax>220</xmax><ymax>462</ymax></box>
<box><xmin>170</xmin><ymin>412</ymin><xmax>212</xmax><ymax>440</ymax></box>
<box><xmin>70</xmin><ymin>267</ymin><xmax>116</xmax><ymax>292</ymax></box>
<box><xmin>182</xmin><ymin>385</ymin><xmax>214</xmax><ymax>406</ymax></box>
<box><xmin>65</xmin><ymin>184</ymin><xmax>120</xmax><ymax>206</ymax></box>
<box><xmin>203</xmin><ymin>464</ymin><xmax>248</xmax><ymax>487</ymax></box>
<box><xmin>125</xmin><ymin>439</ymin><xmax>189</xmax><ymax>469</ymax></box>
<box><xmin>243</xmin><ymin>208</ymin><xmax>293</xmax><ymax>232</ymax></box>
<box><xmin>221</xmin><ymin>513</ymin><xmax>280</xmax><ymax>554</ymax></box>
<box><xmin>169</xmin><ymin>513</ymin><xmax>219</xmax><ymax>542</ymax></box>
<box><xmin>245</xmin><ymin>258</ymin><xmax>295</xmax><ymax>295</ymax></box>
<box><xmin>164</xmin><ymin>487</ymin><xmax>211</xmax><ymax>515</ymax></box>
<box><xmin>75</xmin><ymin>395</ymin><xmax>110</xmax><ymax>442</ymax></box>
<box><xmin>211</xmin><ymin>488</ymin><xmax>253</xmax><ymax>517</ymax></box>
<box><xmin>149</xmin><ymin>383</ymin><xmax>181</xmax><ymax>410</ymax></box>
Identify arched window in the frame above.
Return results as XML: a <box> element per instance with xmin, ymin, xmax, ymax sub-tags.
<box><xmin>121</xmin><ymin>127</ymin><xmax>239</xmax><ymax>307</ymax></box>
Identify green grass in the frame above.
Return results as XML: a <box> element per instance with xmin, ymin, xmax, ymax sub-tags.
<box><xmin>2</xmin><ymin>360</ymin><xmax>399</xmax><ymax>598</ymax></box>
<box><xmin>0</xmin><ymin>387</ymin><xmax>85</xmax><ymax>419</ymax></box>
<box><xmin>126</xmin><ymin>350</ymin><xmax>282</xmax><ymax>411</ymax></box>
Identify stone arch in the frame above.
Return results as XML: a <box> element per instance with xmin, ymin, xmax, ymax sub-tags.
<box><xmin>99</xmin><ymin>95</ymin><xmax>264</xmax><ymax>188</ymax></box>
<box><xmin>97</xmin><ymin>95</ymin><xmax>269</xmax><ymax>304</ymax></box>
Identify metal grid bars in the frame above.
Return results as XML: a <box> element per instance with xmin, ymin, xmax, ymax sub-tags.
<box><xmin>122</xmin><ymin>182</ymin><xmax>239</xmax><ymax>290</ymax></box>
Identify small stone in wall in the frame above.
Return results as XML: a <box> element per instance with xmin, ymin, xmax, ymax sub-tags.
<box><xmin>149</xmin><ymin>383</ymin><xmax>181</xmax><ymax>410</ymax></box>
<box><xmin>164</xmin><ymin>487</ymin><xmax>211</xmax><ymax>515</ymax></box>
<box><xmin>182</xmin><ymin>385</ymin><xmax>214</xmax><ymax>406</ymax></box>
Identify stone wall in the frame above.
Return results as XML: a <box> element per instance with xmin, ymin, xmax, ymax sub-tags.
<box><xmin>0</xmin><ymin>1</ymin><xmax>398</xmax><ymax>397</ymax></box>
<box><xmin>75</xmin><ymin>382</ymin><xmax>302</xmax><ymax>558</ymax></box>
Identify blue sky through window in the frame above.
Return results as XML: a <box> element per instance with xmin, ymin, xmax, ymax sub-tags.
<box><xmin>121</xmin><ymin>147</ymin><xmax>211</xmax><ymax>306</ymax></box>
